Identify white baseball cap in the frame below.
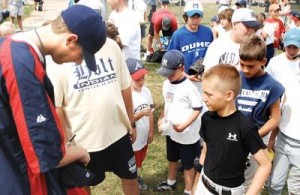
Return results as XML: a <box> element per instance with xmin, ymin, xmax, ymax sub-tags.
<box><xmin>217</xmin><ymin>5</ymin><xmax>229</xmax><ymax>14</ymax></box>
<box><xmin>184</xmin><ymin>0</ymin><xmax>203</xmax><ymax>17</ymax></box>
<box><xmin>231</xmin><ymin>8</ymin><xmax>259</xmax><ymax>28</ymax></box>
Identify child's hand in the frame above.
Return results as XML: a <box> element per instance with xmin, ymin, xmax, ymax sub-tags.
<box><xmin>142</xmin><ymin>108</ymin><xmax>151</xmax><ymax>116</ymax></box>
<box><xmin>173</xmin><ymin>123</ymin><xmax>187</xmax><ymax>132</ymax></box>
<box><xmin>267</xmin><ymin>139</ymin><xmax>276</xmax><ymax>151</ymax></box>
<box><xmin>187</xmin><ymin>74</ymin><xmax>201</xmax><ymax>82</ymax></box>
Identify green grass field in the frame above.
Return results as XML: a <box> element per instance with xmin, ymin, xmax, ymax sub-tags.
<box><xmin>91</xmin><ymin>2</ymin><xmax>300</xmax><ymax>195</ymax></box>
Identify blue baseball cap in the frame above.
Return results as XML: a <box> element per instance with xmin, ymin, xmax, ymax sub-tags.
<box><xmin>126</xmin><ymin>58</ymin><xmax>148</xmax><ymax>80</ymax></box>
<box><xmin>62</xmin><ymin>5</ymin><xmax>107</xmax><ymax>72</ymax></box>
<box><xmin>235</xmin><ymin>0</ymin><xmax>247</xmax><ymax>7</ymax></box>
<box><xmin>184</xmin><ymin>0</ymin><xmax>203</xmax><ymax>18</ymax></box>
<box><xmin>211</xmin><ymin>15</ymin><xmax>219</xmax><ymax>22</ymax></box>
<box><xmin>157</xmin><ymin>50</ymin><xmax>184</xmax><ymax>77</ymax></box>
<box><xmin>283</xmin><ymin>28</ymin><xmax>300</xmax><ymax>48</ymax></box>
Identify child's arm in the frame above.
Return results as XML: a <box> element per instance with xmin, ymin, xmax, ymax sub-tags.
<box><xmin>157</xmin><ymin>109</ymin><xmax>165</xmax><ymax>127</ymax></box>
<box><xmin>134</xmin><ymin>107</ymin><xmax>151</xmax><ymax>121</ymax></box>
<box><xmin>268</xmin><ymin>127</ymin><xmax>280</xmax><ymax>151</ymax></box>
<box><xmin>192</xmin><ymin>142</ymin><xmax>207</xmax><ymax>194</ymax></box>
<box><xmin>199</xmin><ymin>142</ymin><xmax>207</xmax><ymax>166</ymax></box>
<box><xmin>57</xmin><ymin>145</ymin><xmax>90</xmax><ymax>167</ymax></box>
<box><xmin>258</xmin><ymin>99</ymin><xmax>281</xmax><ymax>137</ymax></box>
<box><xmin>121</xmin><ymin>87</ymin><xmax>137</xmax><ymax>143</ymax></box>
<box><xmin>173</xmin><ymin>110</ymin><xmax>201</xmax><ymax>132</ymax></box>
<box><xmin>148</xmin><ymin>111</ymin><xmax>154</xmax><ymax>144</ymax></box>
<box><xmin>246</xmin><ymin>149</ymin><xmax>272</xmax><ymax>195</ymax></box>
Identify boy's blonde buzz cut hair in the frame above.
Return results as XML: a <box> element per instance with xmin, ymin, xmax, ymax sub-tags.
<box><xmin>203</xmin><ymin>64</ymin><xmax>241</xmax><ymax>98</ymax></box>
<box><xmin>239</xmin><ymin>34</ymin><xmax>266</xmax><ymax>61</ymax></box>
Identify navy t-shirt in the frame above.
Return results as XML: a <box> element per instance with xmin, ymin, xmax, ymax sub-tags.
<box><xmin>237</xmin><ymin>72</ymin><xmax>285</xmax><ymax>128</ymax></box>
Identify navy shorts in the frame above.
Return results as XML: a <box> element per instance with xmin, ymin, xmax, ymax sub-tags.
<box><xmin>87</xmin><ymin>134</ymin><xmax>137</xmax><ymax>186</ymax></box>
<box><xmin>166</xmin><ymin>136</ymin><xmax>201</xmax><ymax>170</ymax></box>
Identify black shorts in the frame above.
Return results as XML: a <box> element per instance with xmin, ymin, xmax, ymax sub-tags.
<box><xmin>140</xmin><ymin>23</ymin><xmax>146</xmax><ymax>38</ymax></box>
<box><xmin>87</xmin><ymin>134</ymin><xmax>137</xmax><ymax>186</ymax></box>
<box><xmin>166</xmin><ymin>136</ymin><xmax>201</xmax><ymax>170</ymax></box>
<box><xmin>148</xmin><ymin>22</ymin><xmax>174</xmax><ymax>37</ymax></box>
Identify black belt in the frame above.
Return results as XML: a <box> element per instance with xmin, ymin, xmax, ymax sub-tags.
<box><xmin>202</xmin><ymin>176</ymin><xmax>232</xmax><ymax>195</ymax></box>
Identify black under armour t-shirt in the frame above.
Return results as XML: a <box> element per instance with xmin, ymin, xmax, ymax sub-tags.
<box><xmin>200</xmin><ymin>110</ymin><xmax>266</xmax><ymax>187</ymax></box>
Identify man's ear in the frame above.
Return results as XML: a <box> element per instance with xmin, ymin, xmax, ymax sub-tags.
<box><xmin>65</xmin><ymin>34</ymin><xmax>79</xmax><ymax>46</ymax></box>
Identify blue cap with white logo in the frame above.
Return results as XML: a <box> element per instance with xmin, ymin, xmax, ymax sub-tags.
<box><xmin>157</xmin><ymin>50</ymin><xmax>184</xmax><ymax>77</ymax></box>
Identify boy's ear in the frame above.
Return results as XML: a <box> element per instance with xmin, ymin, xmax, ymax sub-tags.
<box><xmin>225</xmin><ymin>90</ymin><xmax>235</xmax><ymax>101</ymax></box>
<box><xmin>262</xmin><ymin>58</ymin><xmax>267</xmax><ymax>66</ymax></box>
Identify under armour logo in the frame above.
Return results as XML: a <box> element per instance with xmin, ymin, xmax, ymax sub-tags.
<box><xmin>135</xmin><ymin>62</ymin><xmax>142</xmax><ymax>70</ymax></box>
<box><xmin>227</xmin><ymin>133</ymin><xmax>238</xmax><ymax>142</ymax></box>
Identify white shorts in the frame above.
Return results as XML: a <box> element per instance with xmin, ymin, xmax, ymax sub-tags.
<box><xmin>9</xmin><ymin>4</ymin><xmax>24</xmax><ymax>17</ymax></box>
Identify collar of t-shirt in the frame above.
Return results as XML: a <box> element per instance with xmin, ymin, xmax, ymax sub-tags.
<box><xmin>11</xmin><ymin>32</ymin><xmax>45</xmax><ymax>64</ymax></box>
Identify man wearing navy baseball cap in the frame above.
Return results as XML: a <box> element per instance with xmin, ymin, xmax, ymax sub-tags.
<box><xmin>61</xmin><ymin>4</ymin><xmax>106</xmax><ymax>71</ymax></box>
<box><xmin>0</xmin><ymin>4</ymin><xmax>106</xmax><ymax>194</ymax></box>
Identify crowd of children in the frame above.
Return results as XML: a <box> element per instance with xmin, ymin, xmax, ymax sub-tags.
<box><xmin>1</xmin><ymin>0</ymin><xmax>300</xmax><ymax>194</ymax></box>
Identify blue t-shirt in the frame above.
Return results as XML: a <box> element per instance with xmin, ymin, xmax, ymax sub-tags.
<box><xmin>167</xmin><ymin>25</ymin><xmax>213</xmax><ymax>72</ymax></box>
<box><xmin>237</xmin><ymin>72</ymin><xmax>285</xmax><ymax>128</ymax></box>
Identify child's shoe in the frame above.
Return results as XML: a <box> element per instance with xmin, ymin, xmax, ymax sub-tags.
<box><xmin>154</xmin><ymin>181</ymin><xmax>176</xmax><ymax>191</ymax></box>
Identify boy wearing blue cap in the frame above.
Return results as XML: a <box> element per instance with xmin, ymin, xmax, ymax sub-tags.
<box><xmin>167</xmin><ymin>0</ymin><xmax>213</xmax><ymax>86</ymax></box>
<box><xmin>266</xmin><ymin>28</ymin><xmax>300</xmax><ymax>195</ymax></box>
<box><xmin>126</xmin><ymin>58</ymin><xmax>154</xmax><ymax>191</ymax></box>
<box><xmin>0</xmin><ymin>5</ymin><xmax>106</xmax><ymax>194</ymax></box>
<box><xmin>155</xmin><ymin>50</ymin><xmax>203</xmax><ymax>195</ymax></box>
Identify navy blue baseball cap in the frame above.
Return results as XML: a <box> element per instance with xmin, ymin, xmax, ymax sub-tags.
<box><xmin>61</xmin><ymin>5</ymin><xmax>106</xmax><ymax>72</ymax></box>
<box><xmin>235</xmin><ymin>0</ymin><xmax>247</xmax><ymax>7</ymax></box>
<box><xmin>59</xmin><ymin>162</ymin><xmax>96</xmax><ymax>188</ymax></box>
<box><xmin>126</xmin><ymin>58</ymin><xmax>148</xmax><ymax>80</ymax></box>
<box><xmin>157</xmin><ymin>50</ymin><xmax>184</xmax><ymax>77</ymax></box>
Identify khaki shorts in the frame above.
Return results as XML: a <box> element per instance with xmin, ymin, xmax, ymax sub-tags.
<box><xmin>9</xmin><ymin>4</ymin><xmax>24</xmax><ymax>17</ymax></box>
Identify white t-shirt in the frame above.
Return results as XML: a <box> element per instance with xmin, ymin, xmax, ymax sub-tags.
<box><xmin>203</xmin><ymin>34</ymin><xmax>240</xmax><ymax>71</ymax></box>
<box><xmin>132</xmin><ymin>87</ymin><xmax>154</xmax><ymax>151</ymax></box>
<box><xmin>47</xmin><ymin>38</ymin><xmax>132</xmax><ymax>152</ymax></box>
<box><xmin>129</xmin><ymin>0</ymin><xmax>147</xmax><ymax>24</ymax></box>
<box><xmin>262</xmin><ymin>21</ymin><xmax>275</xmax><ymax>45</ymax></box>
<box><xmin>163</xmin><ymin>78</ymin><xmax>202</xmax><ymax>145</ymax></box>
<box><xmin>266</xmin><ymin>53</ymin><xmax>300</xmax><ymax>140</ymax></box>
<box><xmin>109</xmin><ymin>7</ymin><xmax>141</xmax><ymax>60</ymax></box>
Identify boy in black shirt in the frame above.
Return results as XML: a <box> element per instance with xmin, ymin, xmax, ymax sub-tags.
<box><xmin>194</xmin><ymin>64</ymin><xmax>271</xmax><ymax>194</ymax></box>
